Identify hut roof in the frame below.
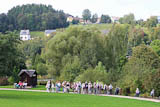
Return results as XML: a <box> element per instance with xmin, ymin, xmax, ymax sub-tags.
<box><xmin>18</xmin><ymin>69</ymin><xmax>36</xmax><ymax>77</ymax></box>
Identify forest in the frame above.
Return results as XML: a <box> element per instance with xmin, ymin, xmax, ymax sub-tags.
<box><xmin>0</xmin><ymin>4</ymin><xmax>69</xmax><ymax>33</ymax></box>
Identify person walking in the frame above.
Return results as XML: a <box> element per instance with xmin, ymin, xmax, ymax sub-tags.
<box><xmin>109</xmin><ymin>84</ymin><xmax>113</xmax><ymax>95</ymax></box>
<box><xmin>93</xmin><ymin>82</ymin><xmax>97</xmax><ymax>94</ymax></box>
<box><xmin>51</xmin><ymin>82</ymin><xmax>55</xmax><ymax>93</ymax></box>
<box><xmin>46</xmin><ymin>80</ymin><xmax>52</xmax><ymax>92</ymax></box>
<box><xmin>150</xmin><ymin>89</ymin><xmax>154</xmax><ymax>98</ymax></box>
<box><xmin>135</xmin><ymin>88</ymin><xmax>140</xmax><ymax>97</ymax></box>
<box><xmin>88</xmin><ymin>81</ymin><xmax>92</xmax><ymax>94</ymax></box>
<box><xmin>115</xmin><ymin>86</ymin><xmax>120</xmax><ymax>95</ymax></box>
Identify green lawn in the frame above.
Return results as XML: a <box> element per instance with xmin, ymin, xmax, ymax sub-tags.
<box><xmin>30</xmin><ymin>31</ymin><xmax>45</xmax><ymax>38</ymax></box>
<box><xmin>0</xmin><ymin>85</ymin><xmax>46</xmax><ymax>90</ymax></box>
<box><xmin>0</xmin><ymin>90</ymin><xmax>159</xmax><ymax>107</ymax></box>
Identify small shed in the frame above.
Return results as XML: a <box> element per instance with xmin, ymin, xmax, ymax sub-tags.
<box><xmin>18</xmin><ymin>69</ymin><xmax>37</xmax><ymax>87</ymax></box>
<box><xmin>45</xmin><ymin>30</ymin><xmax>56</xmax><ymax>36</ymax></box>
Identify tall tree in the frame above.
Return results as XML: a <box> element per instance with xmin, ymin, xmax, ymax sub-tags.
<box><xmin>91</xmin><ymin>14</ymin><xmax>98</xmax><ymax>23</ymax></box>
<box><xmin>119</xmin><ymin>13</ymin><xmax>135</xmax><ymax>25</ymax></box>
<box><xmin>0</xmin><ymin>32</ymin><xmax>26</xmax><ymax>76</ymax></box>
<box><xmin>82</xmin><ymin>9</ymin><xmax>91</xmax><ymax>22</ymax></box>
<box><xmin>100</xmin><ymin>15</ymin><xmax>111</xmax><ymax>23</ymax></box>
<box><xmin>145</xmin><ymin>16</ymin><xmax>158</xmax><ymax>28</ymax></box>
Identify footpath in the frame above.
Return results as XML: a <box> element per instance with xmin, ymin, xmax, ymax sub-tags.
<box><xmin>0</xmin><ymin>88</ymin><xmax>160</xmax><ymax>103</ymax></box>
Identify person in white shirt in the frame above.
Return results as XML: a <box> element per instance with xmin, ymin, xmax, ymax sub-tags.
<box><xmin>46</xmin><ymin>80</ymin><xmax>51</xmax><ymax>92</ymax></box>
<box><xmin>93</xmin><ymin>82</ymin><xmax>97</xmax><ymax>94</ymax></box>
<box><xmin>109</xmin><ymin>84</ymin><xmax>113</xmax><ymax>95</ymax></box>
<box><xmin>135</xmin><ymin>88</ymin><xmax>140</xmax><ymax>97</ymax></box>
<box><xmin>81</xmin><ymin>83</ymin><xmax>85</xmax><ymax>94</ymax></box>
<box><xmin>150</xmin><ymin>89</ymin><xmax>154</xmax><ymax>98</ymax></box>
<box><xmin>88</xmin><ymin>81</ymin><xmax>92</xmax><ymax>94</ymax></box>
<box><xmin>51</xmin><ymin>83</ymin><xmax>55</xmax><ymax>93</ymax></box>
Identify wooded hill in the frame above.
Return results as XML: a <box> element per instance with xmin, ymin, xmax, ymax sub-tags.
<box><xmin>0</xmin><ymin>4</ymin><xmax>69</xmax><ymax>33</ymax></box>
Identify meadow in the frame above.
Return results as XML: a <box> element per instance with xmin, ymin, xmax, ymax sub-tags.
<box><xmin>0</xmin><ymin>90</ymin><xmax>159</xmax><ymax>107</ymax></box>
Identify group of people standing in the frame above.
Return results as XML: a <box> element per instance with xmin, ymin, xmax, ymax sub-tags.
<box><xmin>46</xmin><ymin>81</ymin><xmax>120</xmax><ymax>95</ymax></box>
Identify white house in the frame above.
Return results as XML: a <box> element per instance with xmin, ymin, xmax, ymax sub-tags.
<box><xmin>157</xmin><ymin>16</ymin><xmax>160</xmax><ymax>23</ymax></box>
<box><xmin>45</xmin><ymin>30</ymin><xmax>56</xmax><ymax>36</ymax></box>
<box><xmin>111</xmin><ymin>16</ymin><xmax>120</xmax><ymax>23</ymax></box>
<box><xmin>20</xmin><ymin>30</ymin><xmax>31</xmax><ymax>41</ymax></box>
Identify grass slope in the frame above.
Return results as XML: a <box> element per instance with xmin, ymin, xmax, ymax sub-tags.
<box><xmin>0</xmin><ymin>90</ymin><xmax>159</xmax><ymax>107</ymax></box>
<box><xmin>30</xmin><ymin>31</ymin><xmax>45</xmax><ymax>38</ymax></box>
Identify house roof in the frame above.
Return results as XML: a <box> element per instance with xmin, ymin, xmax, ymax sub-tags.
<box><xmin>20</xmin><ymin>30</ymin><xmax>30</xmax><ymax>35</ymax></box>
<box><xmin>45</xmin><ymin>30</ymin><xmax>56</xmax><ymax>35</ymax></box>
<box><xmin>18</xmin><ymin>69</ymin><xmax>36</xmax><ymax>77</ymax></box>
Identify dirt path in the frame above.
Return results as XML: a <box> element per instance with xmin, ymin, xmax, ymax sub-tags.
<box><xmin>0</xmin><ymin>88</ymin><xmax>160</xmax><ymax>103</ymax></box>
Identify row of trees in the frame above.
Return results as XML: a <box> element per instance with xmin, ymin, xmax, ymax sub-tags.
<box><xmin>82</xmin><ymin>9</ymin><xmax>111</xmax><ymax>23</ymax></box>
<box><xmin>119</xmin><ymin>13</ymin><xmax>159</xmax><ymax>28</ymax></box>
<box><xmin>0</xmin><ymin>4</ymin><xmax>69</xmax><ymax>33</ymax></box>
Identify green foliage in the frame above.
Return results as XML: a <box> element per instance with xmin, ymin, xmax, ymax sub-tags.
<box><xmin>76</xmin><ymin>62</ymin><xmax>107</xmax><ymax>83</ymax></box>
<box><xmin>0</xmin><ymin>4</ymin><xmax>69</xmax><ymax>32</ymax></box>
<box><xmin>150</xmin><ymin>40</ymin><xmax>160</xmax><ymax>56</ymax></box>
<box><xmin>43</xmin><ymin>26</ymin><xmax>105</xmax><ymax>79</ymax></box>
<box><xmin>0</xmin><ymin>32</ymin><xmax>26</xmax><ymax>76</ymax></box>
<box><xmin>145</xmin><ymin>16</ymin><xmax>158</xmax><ymax>28</ymax></box>
<box><xmin>149</xmin><ymin>27</ymin><xmax>160</xmax><ymax>40</ymax></box>
<box><xmin>82</xmin><ymin>9</ymin><xmax>91</xmax><ymax>22</ymax></box>
<box><xmin>36</xmin><ymin>63</ymin><xmax>48</xmax><ymax>76</ymax></box>
<box><xmin>100</xmin><ymin>15</ymin><xmax>111</xmax><ymax>23</ymax></box>
<box><xmin>120</xmin><ymin>45</ymin><xmax>160</xmax><ymax>95</ymax></box>
<box><xmin>119</xmin><ymin>13</ymin><xmax>135</xmax><ymax>25</ymax></box>
<box><xmin>91</xmin><ymin>14</ymin><xmax>98</xmax><ymax>23</ymax></box>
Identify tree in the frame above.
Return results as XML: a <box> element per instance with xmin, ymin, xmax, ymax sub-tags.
<box><xmin>0</xmin><ymin>13</ymin><xmax>9</xmax><ymax>33</ymax></box>
<box><xmin>100</xmin><ymin>15</ymin><xmax>111</xmax><ymax>23</ymax></box>
<box><xmin>145</xmin><ymin>16</ymin><xmax>158</xmax><ymax>28</ymax></box>
<box><xmin>0</xmin><ymin>4</ymin><xmax>69</xmax><ymax>32</ymax></box>
<box><xmin>36</xmin><ymin>63</ymin><xmax>48</xmax><ymax>76</ymax></box>
<box><xmin>75</xmin><ymin>62</ymin><xmax>107</xmax><ymax>83</ymax></box>
<box><xmin>120</xmin><ymin>45</ymin><xmax>160</xmax><ymax>94</ymax></box>
<box><xmin>119</xmin><ymin>13</ymin><xmax>135</xmax><ymax>25</ymax></box>
<box><xmin>150</xmin><ymin>40</ymin><xmax>160</xmax><ymax>56</ymax></box>
<box><xmin>42</xmin><ymin>26</ymin><xmax>104</xmax><ymax>79</ymax></box>
<box><xmin>0</xmin><ymin>32</ymin><xmax>26</xmax><ymax>76</ymax></box>
<box><xmin>72</xmin><ymin>19</ymin><xmax>79</xmax><ymax>24</ymax></box>
<box><xmin>82</xmin><ymin>9</ymin><xmax>91</xmax><ymax>22</ymax></box>
<box><xmin>91</xmin><ymin>14</ymin><xmax>98</xmax><ymax>23</ymax></box>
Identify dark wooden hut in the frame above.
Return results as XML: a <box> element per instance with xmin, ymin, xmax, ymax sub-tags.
<box><xmin>18</xmin><ymin>69</ymin><xmax>37</xmax><ymax>87</ymax></box>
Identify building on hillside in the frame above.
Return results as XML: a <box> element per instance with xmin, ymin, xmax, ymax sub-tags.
<box><xmin>18</xmin><ymin>69</ymin><xmax>37</xmax><ymax>87</ymax></box>
<box><xmin>20</xmin><ymin>30</ymin><xmax>31</xmax><ymax>41</ymax></box>
<box><xmin>111</xmin><ymin>16</ymin><xmax>120</xmax><ymax>23</ymax></box>
<box><xmin>79</xmin><ymin>18</ymin><xmax>85</xmax><ymax>24</ymax></box>
<box><xmin>67</xmin><ymin>16</ymin><xmax>74</xmax><ymax>22</ymax></box>
<box><xmin>157</xmin><ymin>16</ymin><xmax>160</xmax><ymax>23</ymax></box>
<box><xmin>96</xmin><ymin>18</ymin><xmax>101</xmax><ymax>24</ymax></box>
<box><xmin>45</xmin><ymin>30</ymin><xmax>56</xmax><ymax>36</ymax></box>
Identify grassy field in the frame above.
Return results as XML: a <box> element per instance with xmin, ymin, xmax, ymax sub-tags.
<box><xmin>0</xmin><ymin>90</ymin><xmax>159</xmax><ymax>107</ymax></box>
<box><xmin>30</xmin><ymin>31</ymin><xmax>45</xmax><ymax>38</ymax></box>
<box><xmin>0</xmin><ymin>85</ymin><xmax>46</xmax><ymax>90</ymax></box>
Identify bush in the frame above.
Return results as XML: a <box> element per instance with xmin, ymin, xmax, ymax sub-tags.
<box><xmin>0</xmin><ymin>77</ymin><xmax>9</xmax><ymax>85</ymax></box>
<box><xmin>8</xmin><ymin>77</ymin><xmax>14</xmax><ymax>85</ymax></box>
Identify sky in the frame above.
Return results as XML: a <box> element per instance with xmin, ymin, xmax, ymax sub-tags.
<box><xmin>0</xmin><ymin>0</ymin><xmax>160</xmax><ymax>20</ymax></box>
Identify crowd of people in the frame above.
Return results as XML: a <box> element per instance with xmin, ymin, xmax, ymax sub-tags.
<box><xmin>46</xmin><ymin>81</ymin><xmax>121</xmax><ymax>95</ymax></box>
<box><xmin>46</xmin><ymin>80</ymin><xmax>156</xmax><ymax>98</ymax></box>
<box><xmin>45</xmin><ymin>81</ymin><xmax>155</xmax><ymax>98</ymax></box>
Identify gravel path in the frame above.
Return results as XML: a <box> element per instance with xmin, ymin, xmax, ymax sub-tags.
<box><xmin>0</xmin><ymin>88</ymin><xmax>160</xmax><ymax>103</ymax></box>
